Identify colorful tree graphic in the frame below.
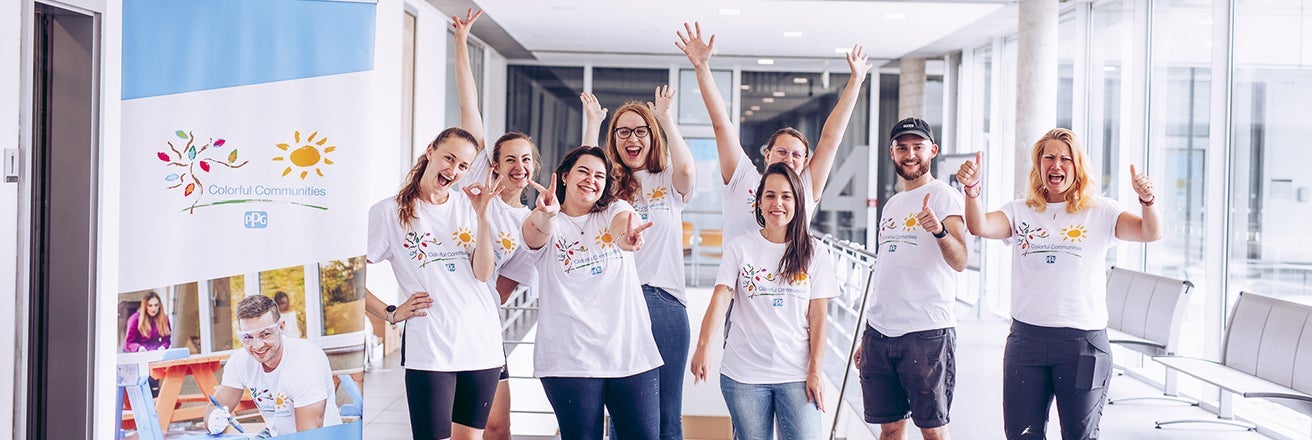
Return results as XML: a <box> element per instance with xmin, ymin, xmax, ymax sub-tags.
<box><xmin>156</xmin><ymin>130</ymin><xmax>249</xmax><ymax>213</ymax></box>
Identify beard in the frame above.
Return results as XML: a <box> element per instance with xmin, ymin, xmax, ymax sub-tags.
<box><xmin>896</xmin><ymin>161</ymin><xmax>930</xmax><ymax>181</ymax></box>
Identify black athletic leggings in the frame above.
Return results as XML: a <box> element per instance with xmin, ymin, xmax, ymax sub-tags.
<box><xmin>404</xmin><ymin>367</ymin><xmax>502</xmax><ymax>439</ymax></box>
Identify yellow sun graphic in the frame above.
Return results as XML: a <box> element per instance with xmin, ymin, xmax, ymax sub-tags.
<box><xmin>497</xmin><ymin>231</ymin><xmax>517</xmax><ymax>252</ymax></box>
<box><xmin>274</xmin><ymin>130</ymin><xmax>336</xmax><ymax>179</ymax></box>
<box><xmin>1061</xmin><ymin>224</ymin><xmax>1088</xmax><ymax>243</ymax></box>
<box><xmin>793</xmin><ymin>272</ymin><xmax>810</xmax><ymax>286</ymax></box>
<box><xmin>452</xmin><ymin>226</ymin><xmax>475</xmax><ymax>249</ymax></box>
<box><xmin>903</xmin><ymin>214</ymin><xmax>920</xmax><ymax>231</ymax></box>
<box><xmin>595</xmin><ymin>229</ymin><xmax>615</xmax><ymax>249</ymax></box>
<box><xmin>647</xmin><ymin>186</ymin><xmax>668</xmax><ymax>201</ymax></box>
<box><xmin>274</xmin><ymin>395</ymin><xmax>286</xmax><ymax>406</ymax></box>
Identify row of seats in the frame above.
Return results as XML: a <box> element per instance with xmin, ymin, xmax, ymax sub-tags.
<box><xmin>681</xmin><ymin>222</ymin><xmax>721</xmax><ymax>286</ymax></box>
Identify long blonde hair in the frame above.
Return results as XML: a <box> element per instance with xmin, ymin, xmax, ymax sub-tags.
<box><xmin>136</xmin><ymin>291</ymin><xmax>171</xmax><ymax>337</ymax></box>
<box><xmin>1025</xmin><ymin>128</ymin><xmax>1097</xmax><ymax>213</ymax></box>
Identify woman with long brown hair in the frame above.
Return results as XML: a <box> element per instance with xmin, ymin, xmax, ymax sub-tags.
<box><xmin>124</xmin><ymin>290</ymin><xmax>171</xmax><ymax>352</ymax></box>
<box><xmin>367</xmin><ymin>126</ymin><xmax>503</xmax><ymax>440</ymax></box>
<box><xmin>580</xmin><ymin>85</ymin><xmax>694</xmax><ymax>439</ymax></box>
<box><xmin>690</xmin><ymin>163</ymin><xmax>837</xmax><ymax>439</ymax></box>
<box><xmin>956</xmin><ymin>128</ymin><xmax>1161</xmax><ymax>439</ymax></box>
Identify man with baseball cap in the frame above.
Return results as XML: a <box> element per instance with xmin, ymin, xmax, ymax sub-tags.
<box><xmin>856</xmin><ymin>117</ymin><xmax>968</xmax><ymax>440</ymax></box>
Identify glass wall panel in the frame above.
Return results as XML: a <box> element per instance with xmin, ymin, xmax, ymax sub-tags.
<box><xmin>445</xmin><ymin>32</ymin><xmax>484</xmax><ymax>129</ymax></box>
<box><xmin>1057</xmin><ymin>12</ymin><xmax>1078</xmax><ymax>130</ymax></box>
<box><xmin>1231</xmin><ymin>0</ymin><xmax>1312</xmax><ymax>434</ymax></box>
<box><xmin>259</xmin><ymin>265</ymin><xmax>307</xmax><ymax>338</ymax></box>
<box><xmin>1089</xmin><ymin>0</ymin><xmax>1134</xmax><ymax>198</ymax></box>
<box><xmin>208</xmin><ymin>274</ymin><xmax>244</xmax><ymax>351</ymax></box>
<box><xmin>591</xmin><ymin>67</ymin><xmax>669</xmax><ymax>144</ymax></box>
<box><xmin>506</xmin><ymin>66</ymin><xmax>584</xmax><ymax>168</ymax></box>
<box><xmin>678</xmin><ymin>69</ymin><xmax>732</xmax><ymax>125</ymax></box>
<box><xmin>319</xmin><ymin>256</ymin><xmax>366</xmax><ymax>336</ymax></box>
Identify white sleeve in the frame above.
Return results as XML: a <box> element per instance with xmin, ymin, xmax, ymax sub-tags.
<box><xmin>287</xmin><ymin>349</ymin><xmax>332</xmax><ymax>409</ymax></box>
<box><xmin>715</xmin><ymin>240</ymin><xmax>742</xmax><ymax>289</ymax></box>
<box><xmin>498</xmin><ymin>249</ymin><xmax>539</xmax><ymax>286</ymax></box>
<box><xmin>219</xmin><ymin>353</ymin><xmax>247</xmax><ymax>390</ymax></box>
<box><xmin>459</xmin><ymin>149</ymin><xmax>492</xmax><ymax>189</ymax></box>
<box><xmin>808</xmin><ymin>247</ymin><xmax>838</xmax><ymax>300</ymax></box>
<box><xmin>367</xmin><ymin>201</ymin><xmax>392</xmax><ymax>264</ymax></box>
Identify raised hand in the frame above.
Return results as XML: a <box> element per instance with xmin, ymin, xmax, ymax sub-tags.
<box><xmin>396</xmin><ymin>292</ymin><xmax>433</xmax><ymax>321</ymax></box>
<box><xmin>619</xmin><ymin>212</ymin><xmax>654</xmax><ymax>251</ymax></box>
<box><xmin>957</xmin><ymin>151</ymin><xmax>983</xmax><ymax>196</ymax></box>
<box><xmin>451</xmin><ymin>8</ymin><xmax>481</xmax><ymax>43</ymax></box>
<box><xmin>1129</xmin><ymin>164</ymin><xmax>1156</xmax><ymax>204</ymax></box>
<box><xmin>918</xmin><ymin>194</ymin><xmax>944</xmax><ymax>236</ymax></box>
<box><xmin>675</xmin><ymin>21</ymin><xmax>716</xmax><ymax>68</ymax></box>
<box><xmin>648</xmin><ymin>85</ymin><xmax>676</xmax><ymax>120</ymax></box>
<box><xmin>846</xmin><ymin>45</ymin><xmax>872</xmax><ymax>80</ymax></box>
<box><xmin>580</xmin><ymin>92</ymin><xmax>608</xmax><ymax>126</ymax></box>
<box><xmin>529</xmin><ymin>173</ymin><xmax>559</xmax><ymax>217</ymax></box>
<box><xmin>464</xmin><ymin>170</ymin><xmax>506</xmax><ymax>217</ymax></box>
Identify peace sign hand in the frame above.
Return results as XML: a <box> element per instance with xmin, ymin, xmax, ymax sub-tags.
<box><xmin>529</xmin><ymin>173</ymin><xmax>559</xmax><ymax>218</ymax></box>
<box><xmin>675</xmin><ymin>22</ymin><xmax>716</xmax><ymax>69</ymax></box>
<box><xmin>451</xmin><ymin>8</ymin><xmax>481</xmax><ymax>44</ymax></box>
<box><xmin>618</xmin><ymin>212</ymin><xmax>654</xmax><ymax>252</ymax></box>
<box><xmin>918</xmin><ymin>194</ymin><xmax>944</xmax><ymax>237</ymax></box>
<box><xmin>464</xmin><ymin>170</ymin><xmax>506</xmax><ymax>218</ymax></box>
<box><xmin>1129</xmin><ymin>164</ymin><xmax>1156</xmax><ymax>204</ymax></box>
<box><xmin>648</xmin><ymin>85</ymin><xmax>676</xmax><ymax>120</ymax></box>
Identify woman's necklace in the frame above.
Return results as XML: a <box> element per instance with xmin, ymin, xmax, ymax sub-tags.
<box><xmin>561</xmin><ymin>213</ymin><xmax>588</xmax><ymax>236</ymax></box>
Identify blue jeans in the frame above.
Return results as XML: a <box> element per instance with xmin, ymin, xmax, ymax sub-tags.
<box><xmin>719</xmin><ymin>375</ymin><xmax>821</xmax><ymax>440</ymax></box>
<box><xmin>608</xmin><ymin>285</ymin><xmax>689</xmax><ymax>440</ymax></box>
<box><xmin>541</xmin><ymin>368</ymin><xmax>660</xmax><ymax>440</ymax></box>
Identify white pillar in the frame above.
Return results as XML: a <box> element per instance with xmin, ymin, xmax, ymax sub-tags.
<box><xmin>1016</xmin><ymin>0</ymin><xmax>1059</xmax><ymax>192</ymax></box>
<box><xmin>898</xmin><ymin>58</ymin><xmax>926</xmax><ymax>119</ymax></box>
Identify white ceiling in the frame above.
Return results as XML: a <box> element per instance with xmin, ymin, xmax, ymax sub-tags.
<box><xmin>476</xmin><ymin>0</ymin><xmax>1008</xmax><ymax>65</ymax></box>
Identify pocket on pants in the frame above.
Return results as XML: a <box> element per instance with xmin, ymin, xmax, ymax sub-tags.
<box><xmin>1075</xmin><ymin>336</ymin><xmax>1112</xmax><ymax>391</ymax></box>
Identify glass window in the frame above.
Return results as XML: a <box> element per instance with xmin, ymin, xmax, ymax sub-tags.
<box><xmin>678</xmin><ymin>69</ymin><xmax>732</xmax><ymax>125</ymax></box>
<box><xmin>170</xmin><ymin>283</ymin><xmax>201</xmax><ymax>354</ymax></box>
<box><xmin>445</xmin><ymin>31</ymin><xmax>485</xmax><ymax>129</ymax></box>
<box><xmin>1057</xmin><ymin>12</ymin><xmax>1079</xmax><ymax>130</ymax></box>
<box><xmin>319</xmin><ymin>256</ymin><xmax>366</xmax><ymax>336</ymax></box>
<box><xmin>1230</xmin><ymin>0</ymin><xmax>1312</xmax><ymax>434</ymax></box>
<box><xmin>590</xmin><ymin>67</ymin><xmax>670</xmax><ymax>145</ymax></box>
<box><xmin>259</xmin><ymin>265</ymin><xmax>306</xmax><ymax>338</ymax></box>
<box><xmin>208</xmin><ymin>274</ymin><xmax>244</xmax><ymax>351</ymax></box>
<box><xmin>1089</xmin><ymin>0</ymin><xmax>1134</xmax><ymax>198</ymax></box>
<box><xmin>506</xmin><ymin>65</ymin><xmax>584</xmax><ymax>167</ymax></box>
<box><xmin>402</xmin><ymin>11</ymin><xmax>417</xmax><ymax>158</ymax></box>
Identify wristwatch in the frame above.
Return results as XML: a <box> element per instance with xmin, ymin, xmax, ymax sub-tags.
<box><xmin>385</xmin><ymin>305</ymin><xmax>397</xmax><ymax>324</ymax></box>
<box><xmin>931</xmin><ymin>225</ymin><xmax>949</xmax><ymax>239</ymax></box>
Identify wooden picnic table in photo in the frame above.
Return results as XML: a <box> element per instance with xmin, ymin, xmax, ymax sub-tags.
<box><xmin>122</xmin><ymin>352</ymin><xmax>256</xmax><ymax>432</ymax></box>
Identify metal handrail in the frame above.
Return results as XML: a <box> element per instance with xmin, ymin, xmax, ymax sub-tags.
<box><xmin>811</xmin><ymin>231</ymin><xmax>878</xmax><ymax>440</ymax></box>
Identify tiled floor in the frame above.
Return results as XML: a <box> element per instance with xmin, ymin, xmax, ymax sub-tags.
<box><xmin>362</xmin><ymin>287</ymin><xmax>1279</xmax><ymax>439</ymax></box>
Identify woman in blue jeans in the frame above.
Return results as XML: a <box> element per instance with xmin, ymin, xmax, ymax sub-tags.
<box><xmin>691</xmin><ymin>163</ymin><xmax>837</xmax><ymax>439</ymax></box>
<box><xmin>520</xmin><ymin>146</ymin><xmax>663</xmax><ymax>439</ymax></box>
<box><xmin>582</xmin><ymin>84</ymin><xmax>695</xmax><ymax>440</ymax></box>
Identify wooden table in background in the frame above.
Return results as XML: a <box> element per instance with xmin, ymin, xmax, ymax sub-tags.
<box><xmin>122</xmin><ymin>352</ymin><xmax>255</xmax><ymax>432</ymax></box>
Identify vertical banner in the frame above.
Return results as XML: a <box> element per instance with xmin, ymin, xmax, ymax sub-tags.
<box><xmin>117</xmin><ymin>1</ymin><xmax>373</xmax><ymax>438</ymax></box>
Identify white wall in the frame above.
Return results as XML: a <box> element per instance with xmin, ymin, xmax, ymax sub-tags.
<box><xmin>2</xmin><ymin>0</ymin><xmax>23</xmax><ymax>436</ymax></box>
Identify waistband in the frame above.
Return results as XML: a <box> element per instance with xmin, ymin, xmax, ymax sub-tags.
<box><xmin>1010</xmin><ymin>319</ymin><xmax>1104</xmax><ymax>339</ymax></box>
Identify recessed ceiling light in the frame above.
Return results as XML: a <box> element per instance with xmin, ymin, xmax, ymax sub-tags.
<box><xmin>1104</xmin><ymin>65</ymin><xmax>1118</xmax><ymax>71</ymax></box>
<box><xmin>745</xmin><ymin>110</ymin><xmax>754</xmax><ymax>115</ymax></box>
<box><xmin>719</xmin><ymin>8</ymin><xmax>741</xmax><ymax>16</ymax></box>
<box><xmin>757</xmin><ymin>59</ymin><xmax>775</xmax><ymax>65</ymax></box>
<box><xmin>793</xmin><ymin>77</ymin><xmax>808</xmax><ymax>84</ymax></box>
<box><xmin>783</xmin><ymin>31</ymin><xmax>803</xmax><ymax>38</ymax></box>
<box><xmin>763</xmin><ymin>97</ymin><xmax>775</xmax><ymax>103</ymax></box>
<box><xmin>885</xmin><ymin>12</ymin><xmax>908</xmax><ymax>20</ymax></box>
<box><xmin>772</xmin><ymin>91</ymin><xmax>786</xmax><ymax>97</ymax></box>
<box><xmin>740</xmin><ymin>84</ymin><xmax>751</xmax><ymax>90</ymax></box>
<box><xmin>834</xmin><ymin>47</ymin><xmax>853</xmax><ymax>54</ymax></box>
<box><xmin>750</xmin><ymin>105</ymin><xmax>761</xmax><ymax>111</ymax></box>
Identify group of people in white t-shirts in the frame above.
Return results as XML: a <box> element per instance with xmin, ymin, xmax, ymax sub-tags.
<box><xmin>357</xmin><ymin>9</ymin><xmax>1163</xmax><ymax>440</ymax></box>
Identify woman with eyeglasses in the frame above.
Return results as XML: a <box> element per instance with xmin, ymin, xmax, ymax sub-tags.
<box><xmin>677</xmin><ymin>22</ymin><xmax>871</xmax><ymax>240</ymax></box>
<box><xmin>367</xmin><ymin>124</ymin><xmax>505</xmax><ymax>440</ymax></box>
<box><xmin>690</xmin><ymin>163</ymin><xmax>836</xmax><ymax>439</ymax></box>
<box><xmin>520</xmin><ymin>146</ymin><xmax>662</xmax><ymax>439</ymax></box>
<box><xmin>450</xmin><ymin>10</ymin><xmax>543</xmax><ymax>439</ymax></box>
<box><xmin>579</xmin><ymin>84</ymin><xmax>694</xmax><ymax>440</ymax></box>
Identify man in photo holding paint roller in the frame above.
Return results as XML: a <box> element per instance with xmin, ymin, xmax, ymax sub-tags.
<box><xmin>205</xmin><ymin>295</ymin><xmax>342</xmax><ymax>437</ymax></box>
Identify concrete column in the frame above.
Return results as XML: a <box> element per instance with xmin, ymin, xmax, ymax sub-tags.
<box><xmin>898</xmin><ymin>58</ymin><xmax>926</xmax><ymax>120</ymax></box>
<box><xmin>1016</xmin><ymin>0</ymin><xmax>1059</xmax><ymax>191</ymax></box>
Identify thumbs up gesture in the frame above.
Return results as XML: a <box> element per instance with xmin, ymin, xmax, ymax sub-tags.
<box><xmin>918</xmin><ymin>194</ymin><xmax>945</xmax><ymax>237</ymax></box>
<box><xmin>1129</xmin><ymin>164</ymin><xmax>1156</xmax><ymax>205</ymax></box>
<box><xmin>956</xmin><ymin>151</ymin><xmax>983</xmax><ymax>197</ymax></box>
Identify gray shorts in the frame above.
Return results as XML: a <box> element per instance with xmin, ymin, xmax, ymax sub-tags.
<box><xmin>858</xmin><ymin>325</ymin><xmax>956</xmax><ymax>429</ymax></box>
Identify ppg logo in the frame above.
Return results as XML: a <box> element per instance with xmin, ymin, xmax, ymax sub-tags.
<box><xmin>888</xmin><ymin>244</ymin><xmax>897</xmax><ymax>253</ymax></box>
<box><xmin>1046</xmin><ymin>255</ymin><xmax>1057</xmax><ymax>264</ymax></box>
<box><xmin>772</xmin><ymin>298</ymin><xmax>784</xmax><ymax>308</ymax></box>
<box><xmin>445</xmin><ymin>263</ymin><xmax>456</xmax><ymax>272</ymax></box>
<box><xmin>591</xmin><ymin>266</ymin><xmax>603</xmax><ymax>276</ymax></box>
<box><xmin>244</xmin><ymin>211</ymin><xmax>268</xmax><ymax>229</ymax></box>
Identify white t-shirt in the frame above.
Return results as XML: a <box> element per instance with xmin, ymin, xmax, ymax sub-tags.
<box><xmin>866</xmin><ymin>180</ymin><xmax>965</xmax><ymax>337</ymax></box>
<box><xmin>458</xmin><ymin>149</ymin><xmax>540</xmax><ymax>300</ymax></box>
<box><xmin>1000</xmin><ymin>197</ymin><xmax>1124</xmax><ymax>330</ymax></box>
<box><xmin>722</xmin><ymin>151</ymin><xmax>816</xmax><ymax>241</ymax></box>
<box><xmin>221</xmin><ymin>337</ymin><xmax>343</xmax><ymax>436</ymax></box>
<box><xmin>631</xmin><ymin>169</ymin><xmax>690</xmax><ymax>303</ymax></box>
<box><xmin>521</xmin><ymin>201</ymin><xmax>664</xmax><ymax>377</ymax></box>
<box><xmin>367</xmin><ymin>194</ymin><xmax>504</xmax><ymax>372</ymax></box>
<box><xmin>715</xmin><ymin>232</ymin><xmax>837</xmax><ymax>384</ymax></box>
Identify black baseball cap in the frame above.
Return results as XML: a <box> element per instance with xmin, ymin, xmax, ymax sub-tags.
<box><xmin>889</xmin><ymin>117</ymin><xmax>934</xmax><ymax>143</ymax></box>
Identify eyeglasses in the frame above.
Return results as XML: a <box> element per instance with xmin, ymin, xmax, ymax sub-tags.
<box><xmin>613</xmin><ymin>126</ymin><xmax>651</xmax><ymax>140</ymax></box>
<box><xmin>238</xmin><ymin>322</ymin><xmax>282</xmax><ymax>345</ymax></box>
<box><xmin>769</xmin><ymin>148</ymin><xmax>806</xmax><ymax>160</ymax></box>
